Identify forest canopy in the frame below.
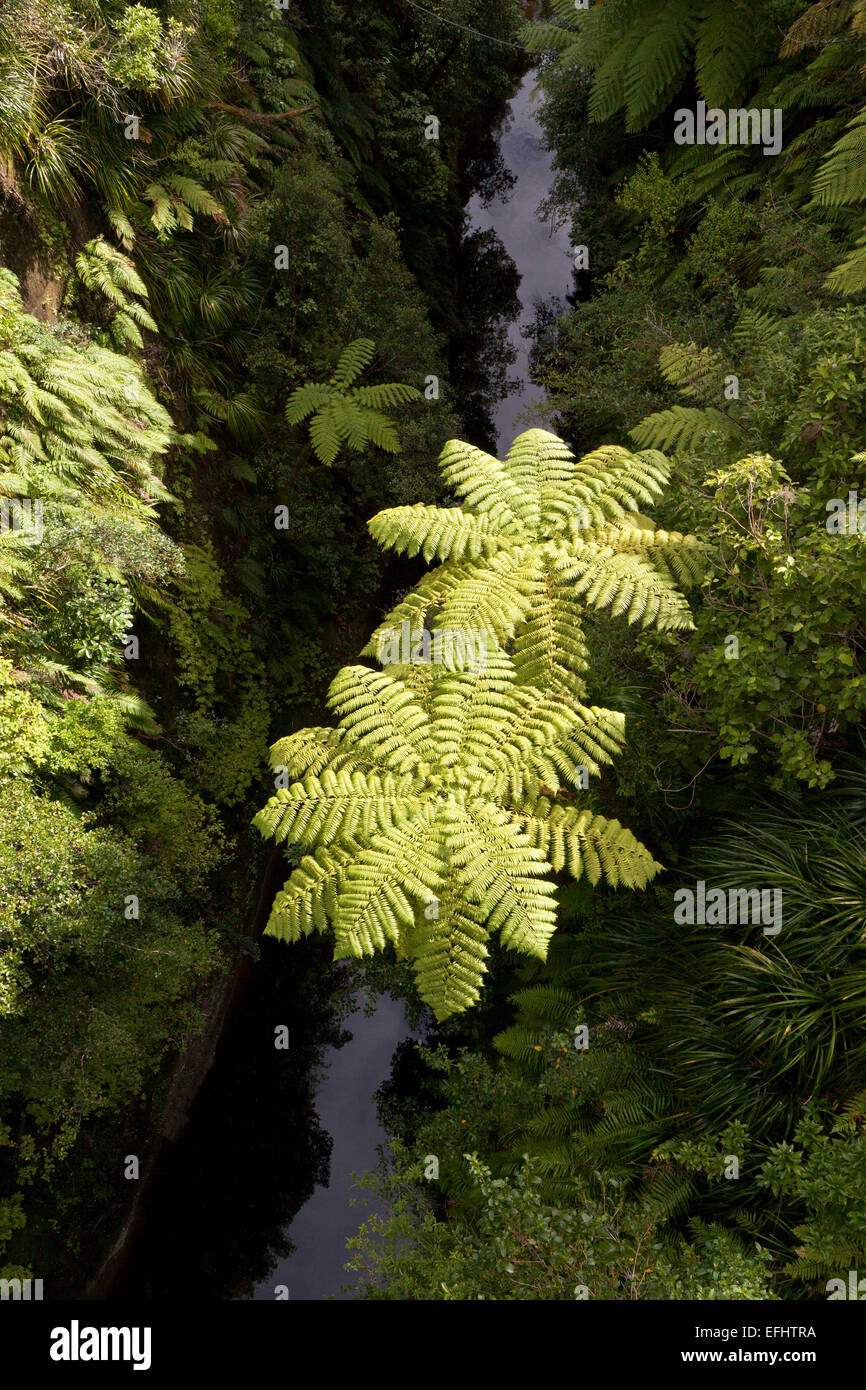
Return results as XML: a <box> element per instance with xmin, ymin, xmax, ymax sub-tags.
<box><xmin>0</xmin><ymin>0</ymin><xmax>864</xmax><ymax>1309</ymax></box>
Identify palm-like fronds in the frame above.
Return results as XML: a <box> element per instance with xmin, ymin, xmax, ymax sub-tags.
<box><xmin>365</xmin><ymin>430</ymin><xmax>702</xmax><ymax>693</ymax></box>
<box><xmin>525</xmin><ymin>0</ymin><xmax>764</xmax><ymax>131</ymax></box>
<box><xmin>254</xmin><ymin>653</ymin><xmax>661</xmax><ymax>1019</ymax></box>
<box><xmin>285</xmin><ymin>338</ymin><xmax>421</xmax><ymax>466</ymax></box>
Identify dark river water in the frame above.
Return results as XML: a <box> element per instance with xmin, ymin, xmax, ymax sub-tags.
<box><xmin>466</xmin><ymin>72</ymin><xmax>573</xmax><ymax>453</ymax></box>
<box><xmin>114</xmin><ymin>62</ymin><xmax>574</xmax><ymax>1304</ymax></box>
<box><xmin>251</xmin><ymin>992</ymin><xmax>414</xmax><ymax>1300</ymax></box>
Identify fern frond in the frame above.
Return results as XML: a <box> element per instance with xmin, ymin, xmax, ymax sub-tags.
<box><xmin>629</xmin><ymin>406</ymin><xmax>732</xmax><ymax>454</ymax></box>
<box><xmin>780</xmin><ymin>0</ymin><xmax>855</xmax><ymax>56</ymax></box>
<box><xmin>825</xmin><ymin>232</ymin><xmax>866</xmax><ymax>294</ymax></box>
<box><xmin>811</xmin><ymin>109</ymin><xmax>866</xmax><ymax>208</ymax></box>
<box><xmin>252</xmin><ymin>769</ymin><xmax>420</xmax><ymax>847</ymax></box>
<box><xmin>326</xmin><ymin>664</ymin><xmax>434</xmax><ymax>768</ymax></box>
<box><xmin>332</xmin><ymin>337</ymin><xmax>376</xmax><ymax>388</ymax></box>
<box><xmin>368</xmin><ymin>504</ymin><xmax>499</xmax><ymax>563</ymax></box>
<box><xmin>308</xmin><ymin>407</ymin><xmax>342</xmax><ymax>466</ymax></box>
<box><xmin>695</xmin><ymin>2</ymin><xmax>755</xmax><ymax>106</ymax></box>
<box><xmin>357</xmin><ymin>407</ymin><xmax>401</xmax><ymax>453</ymax></box>
<box><xmin>257</xmin><ymin>657</ymin><xmax>657</xmax><ymax>1018</ymax></box>
<box><xmin>267</xmin><ymin>845</ymin><xmax>354</xmax><ymax>941</ymax></box>
<box><xmin>165</xmin><ymin>175</ymin><xmax>226</xmax><ymax>221</ymax></box>
<box><xmin>624</xmin><ymin>0</ymin><xmax>697</xmax><ymax>130</ymax></box>
<box><xmin>285</xmin><ymin>384</ymin><xmax>332</xmax><ymax>425</ymax></box>
<box><xmin>506</xmin><ymin>801</ymin><xmax>663</xmax><ymax>888</ymax></box>
<box><xmin>659</xmin><ymin>342</ymin><xmax>727</xmax><ymax>399</ymax></box>
<box><xmin>353</xmin><ymin>382</ymin><xmax>421</xmax><ymax>408</ymax></box>
<box><xmin>439</xmin><ymin>436</ymin><xmax>532</xmax><ymax>534</ymax></box>
<box><xmin>408</xmin><ymin>862</ymin><xmax>491</xmax><ymax>1018</ymax></box>
<box><xmin>335</xmin><ymin>815</ymin><xmax>440</xmax><ymax>957</ymax></box>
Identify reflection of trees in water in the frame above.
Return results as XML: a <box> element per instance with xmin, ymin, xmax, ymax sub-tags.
<box><xmin>463</xmin><ymin>124</ymin><xmax>517</xmax><ymax>209</ymax></box>
<box><xmin>451</xmin><ymin>227</ymin><xmax>521</xmax><ymax>453</ymax></box>
<box><xmin>114</xmin><ymin>939</ymin><xmax>353</xmax><ymax>1301</ymax></box>
<box><xmin>523</xmin><ymin>292</ymin><xmax>566</xmax><ymax>412</ymax></box>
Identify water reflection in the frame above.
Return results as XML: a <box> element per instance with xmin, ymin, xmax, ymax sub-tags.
<box><xmin>112</xmin><ymin>939</ymin><xmax>346</xmax><ymax>1300</ymax></box>
<box><xmin>464</xmin><ymin>72</ymin><xmax>574</xmax><ymax>452</ymax></box>
<box><xmin>254</xmin><ymin>994</ymin><xmax>414</xmax><ymax>1300</ymax></box>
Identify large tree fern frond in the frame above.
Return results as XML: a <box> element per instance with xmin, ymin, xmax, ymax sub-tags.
<box><xmin>508</xmin><ymin>801</ymin><xmax>663</xmax><ymax>888</ymax></box>
<box><xmin>408</xmin><ymin>868</ymin><xmax>492</xmax><ymax>1019</ymax></box>
<box><xmin>811</xmin><ymin>109</ymin><xmax>866</xmax><ymax>208</ymax></box>
<box><xmin>624</xmin><ymin>0</ymin><xmax>697</xmax><ymax>130</ymax></box>
<box><xmin>780</xmin><ymin>0</ymin><xmax>856</xmax><ymax>56</ymax></box>
<box><xmin>695</xmin><ymin>2</ymin><xmax>755</xmax><ymax>107</ymax></box>
<box><xmin>326</xmin><ymin>664</ymin><xmax>434</xmax><ymax>769</ymax></box>
<box><xmin>257</xmin><ymin>659</ymin><xmax>658</xmax><ymax>1017</ymax></box>
<box><xmin>334</xmin><ymin>817</ymin><xmax>440</xmax><ymax>957</ymax></box>
<box><xmin>368</xmin><ymin>504</ymin><xmax>500</xmax><ymax>564</ymax></box>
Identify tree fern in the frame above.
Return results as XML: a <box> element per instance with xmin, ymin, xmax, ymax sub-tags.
<box><xmin>658</xmin><ymin>342</ymin><xmax>729</xmax><ymax>398</ymax></box>
<box><xmin>285</xmin><ymin>338</ymin><xmax>421</xmax><ymax>466</ymax></box>
<box><xmin>364</xmin><ymin>430</ymin><xmax>701</xmax><ymax>693</ymax></box>
<box><xmin>74</xmin><ymin>238</ymin><xmax>158</xmax><ymax>349</ymax></box>
<box><xmin>526</xmin><ymin>0</ymin><xmax>766</xmax><ymax>131</ymax></box>
<box><xmin>254</xmin><ymin>654</ymin><xmax>661</xmax><ymax>1020</ymax></box>
<box><xmin>786</xmin><ymin>3</ymin><xmax>866</xmax><ymax>292</ymax></box>
<box><xmin>780</xmin><ymin>0</ymin><xmax>862</xmax><ymax>57</ymax></box>
<box><xmin>623</xmin><ymin>0</ymin><xmax>697</xmax><ymax>132</ymax></box>
<box><xmin>0</xmin><ymin>269</ymin><xmax>173</xmax><ymax>513</ymax></box>
<box><xmin>693</xmin><ymin>2</ymin><xmax>756</xmax><ymax>108</ymax></box>
<box><xmin>811</xmin><ymin>109</ymin><xmax>866</xmax><ymax>210</ymax></box>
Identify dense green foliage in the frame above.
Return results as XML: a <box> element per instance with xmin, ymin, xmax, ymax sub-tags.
<box><xmin>0</xmin><ymin>0</ymin><xmax>525</xmax><ymax>1287</ymax></box>
<box><xmin>338</xmin><ymin>0</ymin><xmax>866</xmax><ymax>1303</ymax></box>
<box><xmin>2</xmin><ymin>0</ymin><xmax>865</xmax><ymax>1304</ymax></box>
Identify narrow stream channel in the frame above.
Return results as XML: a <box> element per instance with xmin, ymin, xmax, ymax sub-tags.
<box><xmin>113</xmin><ymin>59</ymin><xmax>575</xmax><ymax>1304</ymax></box>
<box><xmin>467</xmin><ymin>72</ymin><xmax>574</xmax><ymax>454</ymax></box>
<box><xmin>252</xmin><ymin>993</ymin><xmax>415</xmax><ymax>1300</ymax></box>
<box><xmin>249</xmin><ymin>68</ymin><xmax>576</xmax><ymax>1300</ymax></box>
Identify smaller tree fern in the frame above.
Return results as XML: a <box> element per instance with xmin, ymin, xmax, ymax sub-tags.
<box><xmin>285</xmin><ymin>338</ymin><xmax>421</xmax><ymax>466</ymax></box>
<box><xmin>809</xmin><ymin>108</ymin><xmax>866</xmax><ymax>294</ymax></box>
<box><xmin>74</xmin><ymin>237</ymin><xmax>158</xmax><ymax>350</ymax></box>
<box><xmin>524</xmin><ymin>0</ymin><xmax>759</xmax><ymax>131</ymax></box>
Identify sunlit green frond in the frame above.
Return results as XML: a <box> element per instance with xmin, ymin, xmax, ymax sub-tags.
<box><xmin>267</xmin><ymin>845</ymin><xmax>355</xmax><ymax>941</ymax></box>
<box><xmin>326</xmin><ymin>664</ymin><xmax>433</xmax><ymax>768</ymax></box>
<box><xmin>334</xmin><ymin>815</ymin><xmax>440</xmax><ymax>957</ymax></box>
<box><xmin>510</xmin><ymin>800</ymin><xmax>662</xmax><ymax>888</ymax></box>
<box><xmin>257</xmin><ymin>658</ymin><xmax>657</xmax><ymax>1018</ymax></box>
<box><xmin>368</xmin><ymin>504</ymin><xmax>500</xmax><ymax>563</ymax></box>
